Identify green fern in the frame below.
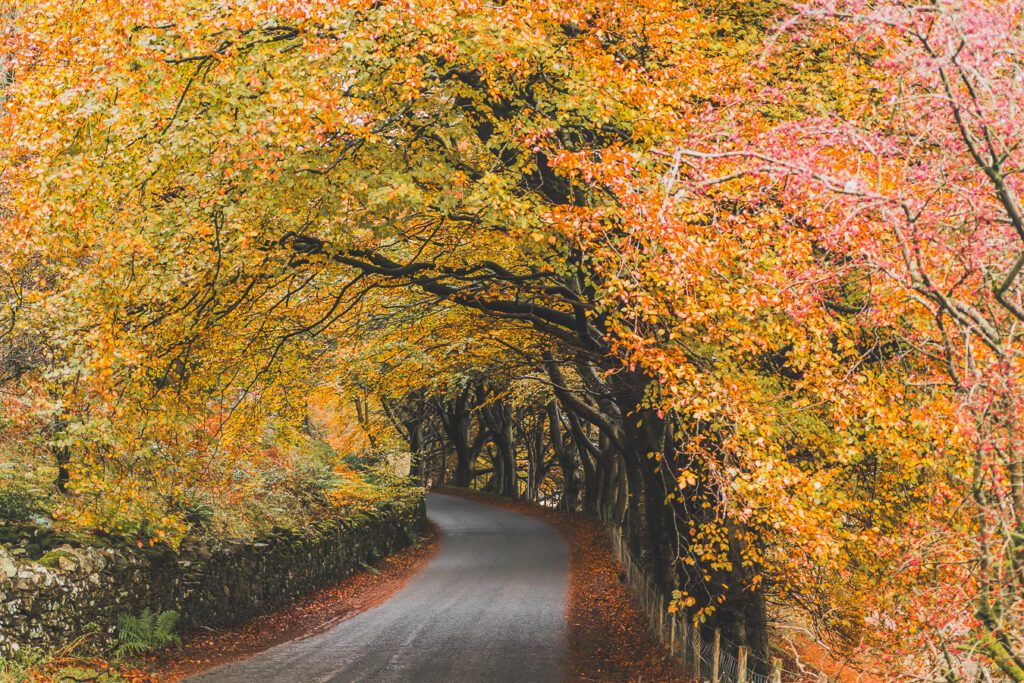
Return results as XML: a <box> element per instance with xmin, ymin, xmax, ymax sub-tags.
<box><xmin>115</xmin><ymin>609</ymin><xmax>181</xmax><ymax>656</ymax></box>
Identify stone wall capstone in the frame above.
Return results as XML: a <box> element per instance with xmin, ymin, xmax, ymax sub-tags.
<box><xmin>0</xmin><ymin>491</ymin><xmax>426</xmax><ymax>656</ymax></box>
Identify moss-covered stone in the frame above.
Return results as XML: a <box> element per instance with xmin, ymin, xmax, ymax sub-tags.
<box><xmin>0</xmin><ymin>489</ymin><xmax>426</xmax><ymax>657</ymax></box>
<box><xmin>36</xmin><ymin>549</ymin><xmax>75</xmax><ymax>570</ymax></box>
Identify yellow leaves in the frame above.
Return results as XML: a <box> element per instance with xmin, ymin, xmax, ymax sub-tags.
<box><xmin>678</xmin><ymin>469</ymin><xmax>698</xmax><ymax>488</ymax></box>
<box><xmin>0</xmin><ymin>5</ymin><xmax>984</xmax><ymax>669</ymax></box>
<box><xmin>669</xmin><ymin>593</ymin><xmax>697</xmax><ymax>614</ymax></box>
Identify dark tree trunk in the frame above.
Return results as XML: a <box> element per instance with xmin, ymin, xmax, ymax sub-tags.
<box><xmin>54</xmin><ymin>444</ymin><xmax>70</xmax><ymax>495</ymax></box>
<box><xmin>407</xmin><ymin>421</ymin><xmax>425</xmax><ymax>484</ymax></box>
<box><xmin>379</xmin><ymin>393</ymin><xmax>433</xmax><ymax>486</ymax></box>
<box><xmin>523</xmin><ymin>416</ymin><xmax>548</xmax><ymax>502</ymax></box>
<box><xmin>452</xmin><ymin>428</ymin><xmax>474</xmax><ymax>488</ymax></box>
<box><xmin>478</xmin><ymin>391</ymin><xmax>517</xmax><ymax>498</ymax></box>
<box><xmin>547</xmin><ymin>401</ymin><xmax>580</xmax><ymax>511</ymax></box>
<box><xmin>437</xmin><ymin>390</ymin><xmax>478</xmax><ymax>488</ymax></box>
<box><xmin>579</xmin><ymin>450</ymin><xmax>598</xmax><ymax>515</ymax></box>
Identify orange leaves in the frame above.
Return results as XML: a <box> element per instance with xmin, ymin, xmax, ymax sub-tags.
<box><xmin>0</xmin><ymin>0</ymin><xmax>997</xmax><ymax>673</ymax></box>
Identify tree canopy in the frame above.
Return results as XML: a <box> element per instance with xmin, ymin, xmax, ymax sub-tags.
<box><xmin>2</xmin><ymin>0</ymin><xmax>1023</xmax><ymax>678</ymax></box>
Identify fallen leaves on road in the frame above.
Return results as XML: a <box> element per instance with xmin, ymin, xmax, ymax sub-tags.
<box><xmin>144</xmin><ymin>525</ymin><xmax>440</xmax><ymax>681</ymax></box>
<box><xmin>443</xmin><ymin>489</ymin><xmax>686</xmax><ymax>682</ymax></box>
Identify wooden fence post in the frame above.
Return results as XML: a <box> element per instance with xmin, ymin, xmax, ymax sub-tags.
<box><xmin>711</xmin><ymin>629</ymin><xmax>721</xmax><ymax>683</ymax></box>
<box><xmin>691</xmin><ymin>623</ymin><xmax>702</xmax><ymax>679</ymax></box>
<box><xmin>682</xmin><ymin>618</ymin><xmax>692</xmax><ymax>672</ymax></box>
<box><xmin>771</xmin><ymin>658</ymin><xmax>782</xmax><ymax>683</ymax></box>
<box><xmin>737</xmin><ymin>645</ymin><xmax>748</xmax><ymax>683</ymax></box>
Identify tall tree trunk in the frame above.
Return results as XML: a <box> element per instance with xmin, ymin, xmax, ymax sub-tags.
<box><xmin>499</xmin><ymin>402</ymin><xmax>517</xmax><ymax>497</ymax></box>
<box><xmin>408</xmin><ymin>421</ymin><xmax>425</xmax><ymax>484</ymax></box>
<box><xmin>547</xmin><ymin>401</ymin><xmax>580</xmax><ymax>511</ymax></box>
<box><xmin>438</xmin><ymin>390</ymin><xmax>477</xmax><ymax>488</ymax></box>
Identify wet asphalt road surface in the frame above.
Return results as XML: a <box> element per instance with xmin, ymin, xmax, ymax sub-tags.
<box><xmin>189</xmin><ymin>492</ymin><xmax>569</xmax><ymax>683</ymax></box>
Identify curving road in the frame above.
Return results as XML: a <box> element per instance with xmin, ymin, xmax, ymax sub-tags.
<box><xmin>189</xmin><ymin>492</ymin><xmax>568</xmax><ymax>683</ymax></box>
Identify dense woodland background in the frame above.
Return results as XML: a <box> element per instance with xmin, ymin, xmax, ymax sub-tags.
<box><xmin>2</xmin><ymin>0</ymin><xmax>1024</xmax><ymax>679</ymax></box>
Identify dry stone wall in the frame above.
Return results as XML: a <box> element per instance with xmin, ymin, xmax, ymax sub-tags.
<box><xmin>0</xmin><ymin>491</ymin><xmax>426</xmax><ymax>656</ymax></box>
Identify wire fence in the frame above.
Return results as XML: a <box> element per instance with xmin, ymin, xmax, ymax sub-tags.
<box><xmin>608</xmin><ymin>526</ymin><xmax>824</xmax><ymax>683</ymax></box>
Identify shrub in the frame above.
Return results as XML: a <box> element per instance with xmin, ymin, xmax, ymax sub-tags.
<box><xmin>0</xmin><ymin>486</ymin><xmax>39</xmax><ymax>524</ymax></box>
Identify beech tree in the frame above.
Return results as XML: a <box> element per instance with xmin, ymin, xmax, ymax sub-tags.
<box><xmin>4</xmin><ymin>0</ymin><xmax>1022</xmax><ymax>678</ymax></box>
<box><xmin>661</xmin><ymin>0</ymin><xmax>1024</xmax><ymax>677</ymax></box>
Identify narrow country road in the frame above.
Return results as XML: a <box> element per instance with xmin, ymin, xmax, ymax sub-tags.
<box><xmin>189</xmin><ymin>493</ymin><xmax>569</xmax><ymax>683</ymax></box>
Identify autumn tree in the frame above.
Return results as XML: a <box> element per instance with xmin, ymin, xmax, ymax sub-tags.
<box><xmin>6</xmin><ymin>0</ymin><xmax>1018</xmax><ymax>677</ymax></box>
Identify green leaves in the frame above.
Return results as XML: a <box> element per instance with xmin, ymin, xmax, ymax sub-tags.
<box><xmin>115</xmin><ymin>609</ymin><xmax>181</xmax><ymax>656</ymax></box>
